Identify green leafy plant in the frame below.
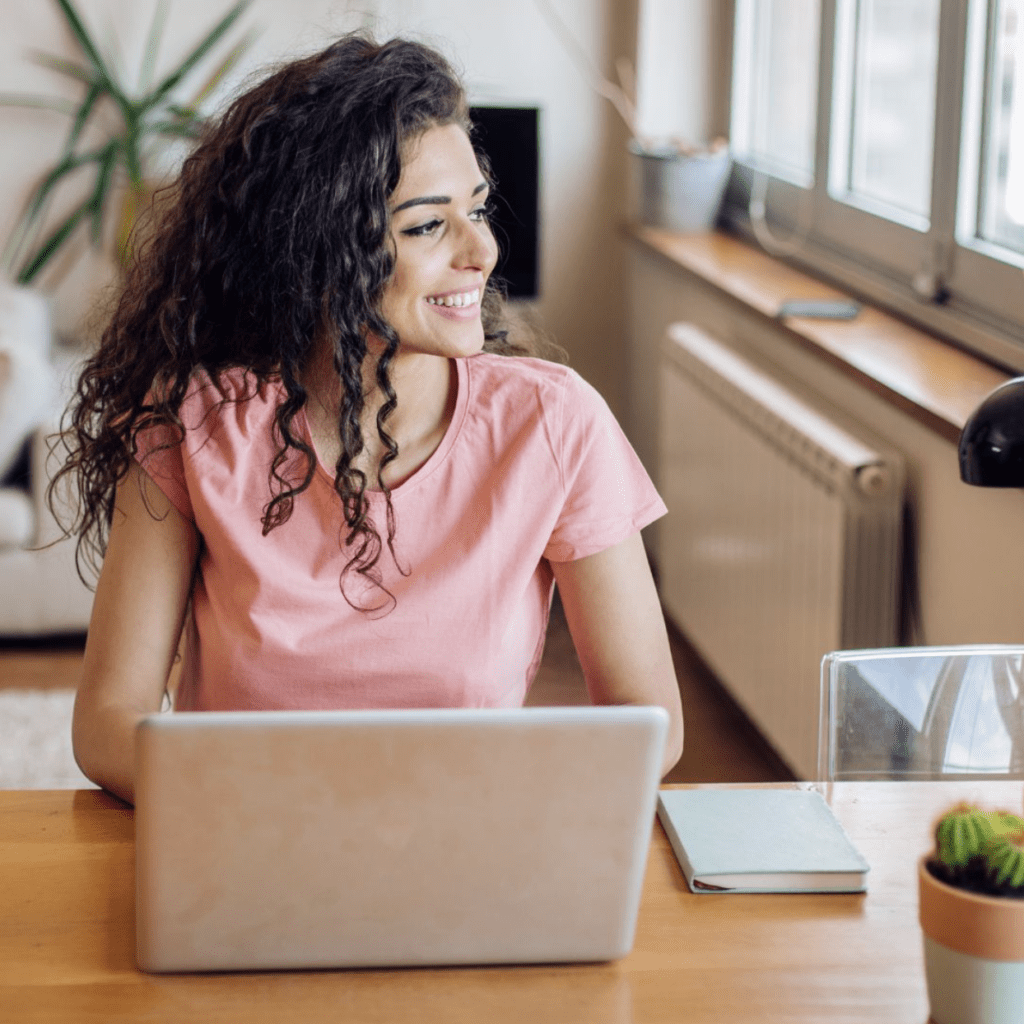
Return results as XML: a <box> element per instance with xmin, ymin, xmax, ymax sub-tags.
<box><xmin>1</xmin><ymin>0</ymin><xmax>254</xmax><ymax>285</ymax></box>
<box><xmin>929</xmin><ymin>802</ymin><xmax>1024</xmax><ymax>897</ymax></box>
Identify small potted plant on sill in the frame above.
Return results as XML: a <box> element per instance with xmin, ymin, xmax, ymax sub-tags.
<box><xmin>919</xmin><ymin>803</ymin><xmax>1024</xmax><ymax>1024</ymax></box>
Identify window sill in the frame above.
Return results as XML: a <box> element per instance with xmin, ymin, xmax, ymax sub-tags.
<box><xmin>629</xmin><ymin>225</ymin><xmax>1011</xmax><ymax>445</ymax></box>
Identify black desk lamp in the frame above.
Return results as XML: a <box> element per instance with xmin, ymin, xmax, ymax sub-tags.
<box><xmin>959</xmin><ymin>377</ymin><xmax>1024</xmax><ymax>486</ymax></box>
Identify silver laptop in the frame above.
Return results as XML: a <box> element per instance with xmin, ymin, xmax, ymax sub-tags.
<box><xmin>134</xmin><ymin>705</ymin><xmax>668</xmax><ymax>972</ymax></box>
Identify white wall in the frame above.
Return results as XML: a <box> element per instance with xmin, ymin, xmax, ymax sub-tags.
<box><xmin>635</xmin><ymin>0</ymin><xmax>712</xmax><ymax>147</ymax></box>
<box><xmin>0</xmin><ymin>0</ymin><xmax>639</xmax><ymax>413</ymax></box>
<box><xmin>634</xmin><ymin>0</ymin><xmax>733</xmax><ymax>148</ymax></box>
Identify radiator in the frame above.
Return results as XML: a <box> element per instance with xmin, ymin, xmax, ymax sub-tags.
<box><xmin>658</xmin><ymin>323</ymin><xmax>905</xmax><ymax>779</ymax></box>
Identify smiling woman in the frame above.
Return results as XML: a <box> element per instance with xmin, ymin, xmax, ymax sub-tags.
<box><xmin>50</xmin><ymin>33</ymin><xmax>683</xmax><ymax>805</ymax></box>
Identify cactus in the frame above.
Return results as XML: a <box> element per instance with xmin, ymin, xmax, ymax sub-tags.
<box><xmin>987</xmin><ymin>810</ymin><xmax>1024</xmax><ymax>836</ymax></box>
<box><xmin>982</xmin><ymin>829</ymin><xmax>1024</xmax><ymax>892</ymax></box>
<box><xmin>934</xmin><ymin>803</ymin><xmax>995</xmax><ymax>871</ymax></box>
<box><xmin>928</xmin><ymin>802</ymin><xmax>1024</xmax><ymax>897</ymax></box>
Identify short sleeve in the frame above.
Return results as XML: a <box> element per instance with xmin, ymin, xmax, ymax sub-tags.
<box><xmin>134</xmin><ymin>417</ymin><xmax>194</xmax><ymax>522</ymax></box>
<box><xmin>543</xmin><ymin>370</ymin><xmax>666</xmax><ymax>562</ymax></box>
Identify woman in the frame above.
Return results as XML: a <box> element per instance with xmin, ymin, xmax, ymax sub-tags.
<box><xmin>61</xmin><ymin>34</ymin><xmax>683</xmax><ymax>804</ymax></box>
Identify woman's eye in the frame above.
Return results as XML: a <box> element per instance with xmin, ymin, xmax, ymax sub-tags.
<box><xmin>470</xmin><ymin>202</ymin><xmax>494</xmax><ymax>223</ymax></box>
<box><xmin>403</xmin><ymin>219</ymin><xmax>444</xmax><ymax>237</ymax></box>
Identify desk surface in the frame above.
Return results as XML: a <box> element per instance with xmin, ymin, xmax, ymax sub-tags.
<box><xmin>3</xmin><ymin>780</ymin><xmax>1021</xmax><ymax>1023</ymax></box>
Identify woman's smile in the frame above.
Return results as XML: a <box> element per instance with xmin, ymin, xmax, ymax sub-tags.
<box><xmin>426</xmin><ymin>287</ymin><xmax>481</xmax><ymax>307</ymax></box>
<box><xmin>425</xmin><ymin>287</ymin><xmax>482</xmax><ymax>320</ymax></box>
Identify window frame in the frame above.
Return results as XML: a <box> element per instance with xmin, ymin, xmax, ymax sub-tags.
<box><xmin>722</xmin><ymin>0</ymin><xmax>1024</xmax><ymax>373</ymax></box>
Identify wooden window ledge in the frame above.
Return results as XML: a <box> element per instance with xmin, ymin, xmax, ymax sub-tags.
<box><xmin>630</xmin><ymin>225</ymin><xmax>1011</xmax><ymax>444</ymax></box>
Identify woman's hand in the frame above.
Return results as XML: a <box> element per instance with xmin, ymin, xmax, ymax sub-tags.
<box><xmin>73</xmin><ymin>461</ymin><xmax>200</xmax><ymax>804</ymax></box>
<box><xmin>551</xmin><ymin>532</ymin><xmax>684</xmax><ymax>777</ymax></box>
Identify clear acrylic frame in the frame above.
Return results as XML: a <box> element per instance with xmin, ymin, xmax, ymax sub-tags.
<box><xmin>818</xmin><ymin>645</ymin><xmax>1024</xmax><ymax>780</ymax></box>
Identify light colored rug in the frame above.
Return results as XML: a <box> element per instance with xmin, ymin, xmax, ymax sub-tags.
<box><xmin>0</xmin><ymin>689</ymin><xmax>96</xmax><ymax>789</ymax></box>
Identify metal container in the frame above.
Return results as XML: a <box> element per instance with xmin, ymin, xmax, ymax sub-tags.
<box><xmin>631</xmin><ymin>142</ymin><xmax>731</xmax><ymax>234</ymax></box>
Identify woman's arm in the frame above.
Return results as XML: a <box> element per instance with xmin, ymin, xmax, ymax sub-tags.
<box><xmin>73</xmin><ymin>461</ymin><xmax>200</xmax><ymax>804</ymax></box>
<box><xmin>551</xmin><ymin>531</ymin><xmax>683</xmax><ymax>777</ymax></box>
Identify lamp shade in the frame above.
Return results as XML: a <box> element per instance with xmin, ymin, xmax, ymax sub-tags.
<box><xmin>959</xmin><ymin>376</ymin><xmax>1024</xmax><ymax>486</ymax></box>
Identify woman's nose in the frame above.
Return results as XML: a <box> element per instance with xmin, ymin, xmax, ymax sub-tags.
<box><xmin>454</xmin><ymin>218</ymin><xmax>497</xmax><ymax>272</ymax></box>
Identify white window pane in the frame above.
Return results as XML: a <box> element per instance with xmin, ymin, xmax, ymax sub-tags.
<box><xmin>979</xmin><ymin>0</ymin><xmax>1024</xmax><ymax>256</ymax></box>
<box><xmin>847</xmin><ymin>0</ymin><xmax>940</xmax><ymax>219</ymax></box>
<box><xmin>738</xmin><ymin>0</ymin><xmax>821</xmax><ymax>183</ymax></box>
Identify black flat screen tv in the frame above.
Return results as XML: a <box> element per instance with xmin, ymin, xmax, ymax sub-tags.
<box><xmin>469</xmin><ymin>105</ymin><xmax>540</xmax><ymax>299</ymax></box>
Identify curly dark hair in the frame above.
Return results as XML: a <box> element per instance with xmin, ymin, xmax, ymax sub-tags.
<box><xmin>52</xmin><ymin>33</ymin><xmax>527</xmax><ymax>607</ymax></box>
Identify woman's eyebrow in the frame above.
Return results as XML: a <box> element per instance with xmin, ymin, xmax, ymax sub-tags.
<box><xmin>392</xmin><ymin>181</ymin><xmax>488</xmax><ymax>213</ymax></box>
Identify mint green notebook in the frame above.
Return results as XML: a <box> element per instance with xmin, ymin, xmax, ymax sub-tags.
<box><xmin>656</xmin><ymin>789</ymin><xmax>869</xmax><ymax>894</ymax></box>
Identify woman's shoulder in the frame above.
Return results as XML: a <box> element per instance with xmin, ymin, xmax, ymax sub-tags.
<box><xmin>182</xmin><ymin>365</ymin><xmax>281</xmax><ymax>402</ymax></box>
<box><xmin>465</xmin><ymin>353</ymin><xmax>589</xmax><ymax>403</ymax></box>
<box><xmin>465</xmin><ymin>353</ymin><xmax>610</xmax><ymax>422</ymax></box>
<box><xmin>175</xmin><ymin>366</ymin><xmax>286</xmax><ymax>439</ymax></box>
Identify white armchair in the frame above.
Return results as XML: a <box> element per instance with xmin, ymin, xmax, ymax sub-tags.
<box><xmin>0</xmin><ymin>286</ymin><xmax>94</xmax><ymax>637</ymax></box>
<box><xmin>0</xmin><ymin>432</ymin><xmax>93</xmax><ymax>637</ymax></box>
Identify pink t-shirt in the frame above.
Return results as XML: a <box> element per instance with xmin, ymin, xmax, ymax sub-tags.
<box><xmin>137</xmin><ymin>354</ymin><xmax>666</xmax><ymax>711</ymax></box>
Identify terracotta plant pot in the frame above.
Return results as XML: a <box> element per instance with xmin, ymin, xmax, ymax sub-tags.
<box><xmin>919</xmin><ymin>859</ymin><xmax>1024</xmax><ymax>1024</ymax></box>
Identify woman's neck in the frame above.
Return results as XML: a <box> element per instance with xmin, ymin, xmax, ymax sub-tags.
<box><xmin>302</xmin><ymin>342</ymin><xmax>457</xmax><ymax>489</ymax></box>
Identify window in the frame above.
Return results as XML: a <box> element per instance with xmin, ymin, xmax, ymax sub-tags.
<box><xmin>731</xmin><ymin>0</ymin><xmax>821</xmax><ymax>184</ymax></box>
<box><xmin>726</xmin><ymin>0</ymin><xmax>1024</xmax><ymax>371</ymax></box>
<box><xmin>975</xmin><ymin>0</ymin><xmax>1024</xmax><ymax>255</ymax></box>
<box><xmin>836</xmin><ymin>0</ymin><xmax>940</xmax><ymax>223</ymax></box>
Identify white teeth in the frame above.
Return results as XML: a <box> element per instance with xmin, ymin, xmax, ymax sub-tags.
<box><xmin>427</xmin><ymin>289</ymin><xmax>480</xmax><ymax>307</ymax></box>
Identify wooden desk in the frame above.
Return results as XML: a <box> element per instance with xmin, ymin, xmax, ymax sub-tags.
<box><xmin>3</xmin><ymin>781</ymin><xmax>1020</xmax><ymax>1023</ymax></box>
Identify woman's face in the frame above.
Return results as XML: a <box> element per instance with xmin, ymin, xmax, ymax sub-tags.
<box><xmin>380</xmin><ymin>122</ymin><xmax>498</xmax><ymax>360</ymax></box>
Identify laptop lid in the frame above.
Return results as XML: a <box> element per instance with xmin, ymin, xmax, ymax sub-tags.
<box><xmin>134</xmin><ymin>705</ymin><xmax>668</xmax><ymax>972</ymax></box>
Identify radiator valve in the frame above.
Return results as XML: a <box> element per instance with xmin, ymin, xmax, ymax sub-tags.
<box><xmin>855</xmin><ymin>463</ymin><xmax>890</xmax><ymax>497</ymax></box>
